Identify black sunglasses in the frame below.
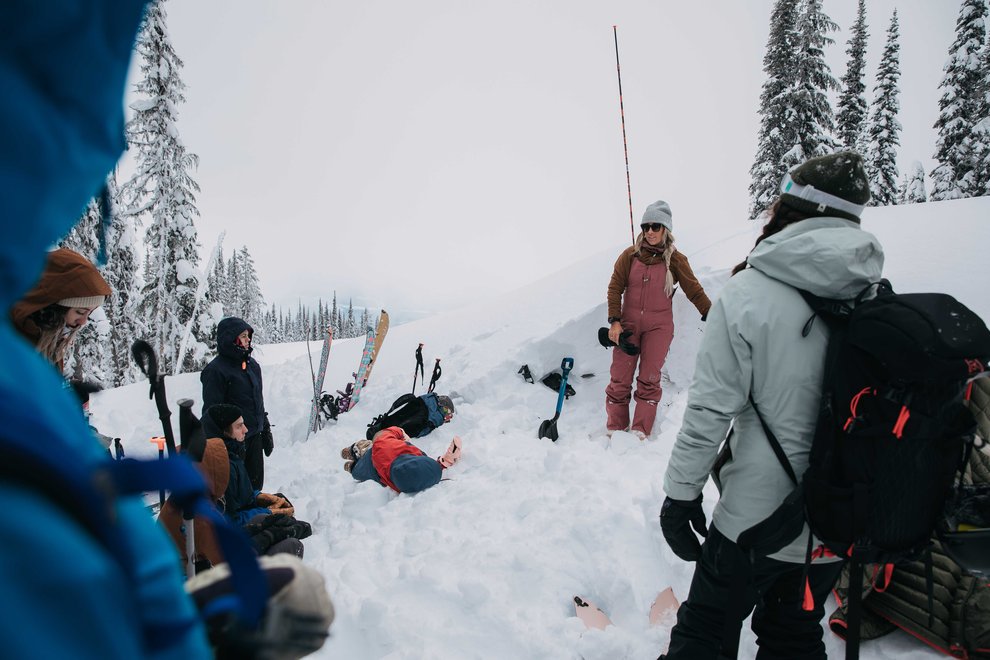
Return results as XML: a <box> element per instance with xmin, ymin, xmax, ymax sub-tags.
<box><xmin>641</xmin><ymin>223</ymin><xmax>665</xmax><ymax>232</ymax></box>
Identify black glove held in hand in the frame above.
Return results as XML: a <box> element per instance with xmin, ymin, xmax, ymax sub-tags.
<box><xmin>262</xmin><ymin>419</ymin><xmax>274</xmax><ymax>457</ymax></box>
<box><xmin>660</xmin><ymin>495</ymin><xmax>709</xmax><ymax>562</ymax></box>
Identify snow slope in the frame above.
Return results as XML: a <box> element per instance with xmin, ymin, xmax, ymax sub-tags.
<box><xmin>91</xmin><ymin>197</ymin><xmax>989</xmax><ymax>659</ymax></box>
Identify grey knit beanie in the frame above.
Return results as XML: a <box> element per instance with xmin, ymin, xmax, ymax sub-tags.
<box><xmin>780</xmin><ymin>151</ymin><xmax>871</xmax><ymax>222</ymax></box>
<box><xmin>641</xmin><ymin>200</ymin><xmax>673</xmax><ymax>232</ymax></box>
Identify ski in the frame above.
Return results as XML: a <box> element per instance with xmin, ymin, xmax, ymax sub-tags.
<box><xmin>306</xmin><ymin>325</ymin><xmax>333</xmax><ymax>437</ymax></box>
<box><xmin>347</xmin><ymin>310</ymin><xmax>389</xmax><ymax>411</ymax></box>
<box><xmin>573</xmin><ymin>588</ymin><xmax>679</xmax><ymax>630</ymax></box>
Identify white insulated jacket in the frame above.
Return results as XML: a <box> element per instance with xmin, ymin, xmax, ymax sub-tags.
<box><xmin>663</xmin><ymin>216</ymin><xmax>885</xmax><ymax>562</ymax></box>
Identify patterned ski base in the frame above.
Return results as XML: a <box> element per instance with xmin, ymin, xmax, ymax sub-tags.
<box><xmin>347</xmin><ymin>310</ymin><xmax>389</xmax><ymax>411</ymax></box>
<box><xmin>307</xmin><ymin>326</ymin><xmax>333</xmax><ymax>436</ymax></box>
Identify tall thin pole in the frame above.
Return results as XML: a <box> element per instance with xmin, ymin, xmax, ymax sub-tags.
<box><xmin>613</xmin><ymin>26</ymin><xmax>635</xmax><ymax>245</ymax></box>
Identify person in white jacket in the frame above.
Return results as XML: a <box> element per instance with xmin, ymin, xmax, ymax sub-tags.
<box><xmin>659</xmin><ymin>151</ymin><xmax>884</xmax><ymax>660</ymax></box>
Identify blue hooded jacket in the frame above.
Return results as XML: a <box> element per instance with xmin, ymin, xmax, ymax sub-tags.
<box><xmin>0</xmin><ymin>2</ymin><xmax>209</xmax><ymax>657</ymax></box>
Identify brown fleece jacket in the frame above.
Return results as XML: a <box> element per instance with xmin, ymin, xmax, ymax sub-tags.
<box><xmin>159</xmin><ymin>437</ymin><xmax>229</xmax><ymax>569</ymax></box>
<box><xmin>606</xmin><ymin>246</ymin><xmax>711</xmax><ymax>320</ymax></box>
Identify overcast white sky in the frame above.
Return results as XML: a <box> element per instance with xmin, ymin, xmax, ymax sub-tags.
<box><xmin>135</xmin><ymin>0</ymin><xmax>958</xmax><ymax>320</ymax></box>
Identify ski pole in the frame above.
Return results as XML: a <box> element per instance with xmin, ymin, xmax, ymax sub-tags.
<box><xmin>613</xmin><ymin>25</ymin><xmax>635</xmax><ymax>246</ymax></box>
<box><xmin>132</xmin><ymin>340</ymin><xmax>178</xmax><ymax>457</ymax></box>
<box><xmin>412</xmin><ymin>343</ymin><xmax>424</xmax><ymax>394</ymax></box>
<box><xmin>151</xmin><ymin>436</ymin><xmax>166</xmax><ymax>509</ymax></box>
<box><xmin>428</xmin><ymin>358</ymin><xmax>442</xmax><ymax>393</ymax></box>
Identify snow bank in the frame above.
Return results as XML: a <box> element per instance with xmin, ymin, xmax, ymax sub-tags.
<box><xmin>91</xmin><ymin>197</ymin><xmax>988</xmax><ymax>658</ymax></box>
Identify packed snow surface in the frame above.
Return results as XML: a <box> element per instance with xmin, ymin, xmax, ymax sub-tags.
<box><xmin>92</xmin><ymin>197</ymin><xmax>988</xmax><ymax>659</ymax></box>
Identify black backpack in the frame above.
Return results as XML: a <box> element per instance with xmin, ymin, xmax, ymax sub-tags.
<box><xmin>734</xmin><ymin>281</ymin><xmax>990</xmax><ymax>660</ymax></box>
<box><xmin>365</xmin><ymin>392</ymin><xmax>453</xmax><ymax>441</ymax></box>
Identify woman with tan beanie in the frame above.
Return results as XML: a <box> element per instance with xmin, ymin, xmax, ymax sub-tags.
<box><xmin>10</xmin><ymin>247</ymin><xmax>110</xmax><ymax>372</ymax></box>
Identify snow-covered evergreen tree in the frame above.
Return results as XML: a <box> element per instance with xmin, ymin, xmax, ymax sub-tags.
<box><xmin>234</xmin><ymin>246</ymin><xmax>266</xmax><ymax>337</ymax></box>
<box><xmin>836</xmin><ymin>0</ymin><xmax>870</xmax><ymax>151</ymax></box>
<box><xmin>786</xmin><ymin>0</ymin><xmax>841</xmax><ymax>166</ymax></box>
<box><xmin>899</xmin><ymin>161</ymin><xmax>928</xmax><ymax>204</ymax></box>
<box><xmin>120</xmin><ymin>0</ymin><xmax>207</xmax><ymax>373</ymax></box>
<box><xmin>971</xmin><ymin>41</ymin><xmax>990</xmax><ymax>194</ymax></box>
<box><xmin>931</xmin><ymin>0</ymin><xmax>988</xmax><ymax>200</ymax></box>
<box><xmin>59</xmin><ymin>200</ymin><xmax>102</xmax><ymax>259</ymax></box>
<box><xmin>102</xmin><ymin>173</ymin><xmax>145</xmax><ymax>386</ymax></box>
<box><xmin>224</xmin><ymin>250</ymin><xmax>241</xmax><ymax>316</ymax></box>
<box><xmin>749</xmin><ymin>0</ymin><xmax>802</xmax><ymax>218</ymax></box>
<box><xmin>59</xmin><ymin>198</ymin><xmax>109</xmax><ymax>383</ymax></box>
<box><xmin>863</xmin><ymin>10</ymin><xmax>902</xmax><ymax>206</ymax></box>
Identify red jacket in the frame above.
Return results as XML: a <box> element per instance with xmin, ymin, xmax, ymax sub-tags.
<box><xmin>371</xmin><ymin>427</ymin><xmax>427</xmax><ymax>492</ymax></box>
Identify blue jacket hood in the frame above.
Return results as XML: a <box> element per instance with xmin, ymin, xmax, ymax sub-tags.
<box><xmin>0</xmin><ymin>1</ymin><xmax>148</xmax><ymax>308</ymax></box>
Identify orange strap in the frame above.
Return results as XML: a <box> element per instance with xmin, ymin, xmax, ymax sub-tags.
<box><xmin>892</xmin><ymin>406</ymin><xmax>910</xmax><ymax>439</ymax></box>
<box><xmin>844</xmin><ymin>387</ymin><xmax>874</xmax><ymax>431</ymax></box>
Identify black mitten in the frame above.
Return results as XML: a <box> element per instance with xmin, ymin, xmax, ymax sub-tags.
<box><xmin>660</xmin><ymin>495</ymin><xmax>709</xmax><ymax>562</ymax></box>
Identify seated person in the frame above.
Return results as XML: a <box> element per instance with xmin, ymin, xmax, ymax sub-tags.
<box><xmin>175</xmin><ymin>404</ymin><xmax>311</xmax><ymax>561</ymax></box>
<box><xmin>343</xmin><ymin>426</ymin><xmax>462</xmax><ymax>494</ymax></box>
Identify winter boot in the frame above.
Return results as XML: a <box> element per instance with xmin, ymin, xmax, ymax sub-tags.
<box><xmin>438</xmin><ymin>436</ymin><xmax>462</xmax><ymax>468</ymax></box>
<box><xmin>340</xmin><ymin>439</ymin><xmax>372</xmax><ymax>462</ymax></box>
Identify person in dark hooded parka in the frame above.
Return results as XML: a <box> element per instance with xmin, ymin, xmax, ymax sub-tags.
<box><xmin>201</xmin><ymin>317</ymin><xmax>273</xmax><ymax>491</ymax></box>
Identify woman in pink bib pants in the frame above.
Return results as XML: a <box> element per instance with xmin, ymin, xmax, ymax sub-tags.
<box><xmin>605</xmin><ymin>200</ymin><xmax>711</xmax><ymax>439</ymax></box>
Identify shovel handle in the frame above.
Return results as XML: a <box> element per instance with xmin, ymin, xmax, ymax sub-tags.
<box><xmin>555</xmin><ymin>357</ymin><xmax>575</xmax><ymax>415</ymax></box>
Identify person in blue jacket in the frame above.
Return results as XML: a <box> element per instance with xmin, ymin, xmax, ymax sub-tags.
<box><xmin>201</xmin><ymin>317</ymin><xmax>273</xmax><ymax>491</ymax></box>
<box><xmin>0</xmin><ymin>1</ymin><xmax>211</xmax><ymax>657</ymax></box>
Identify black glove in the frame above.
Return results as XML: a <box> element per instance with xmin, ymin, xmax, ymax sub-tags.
<box><xmin>262</xmin><ymin>419</ymin><xmax>274</xmax><ymax>457</ymax></box>
<box><xmin>660</xmin><ymin>495</ymin><xmax>708</xmax><ymax>562</ymax></box>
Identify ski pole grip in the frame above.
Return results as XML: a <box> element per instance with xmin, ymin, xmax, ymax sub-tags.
<box><xmin>150</xmin><ymin>436</ymin><xmax>167</xmax><ymax>452</ymax></box>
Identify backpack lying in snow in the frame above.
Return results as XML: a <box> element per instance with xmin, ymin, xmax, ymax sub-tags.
<box><xmin>734</xmin><ymin>281</ymin><xmax>990</xmax><ymax>660</ymax></box>
<box><xmin>366</xmin><ymin>392</ymin><xmax>455</xmax><ymax>440</ymax></box>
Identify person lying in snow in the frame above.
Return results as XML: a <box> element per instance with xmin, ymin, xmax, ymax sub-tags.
<box><xmin>342</xmin><ymin>426</ymin><xmax>462</xmax><ymax>494</ymax></box>
<box><xmin>364</xmin><ymin>391</ymin><xmax>455</xmax><ymax>440</ymax></box>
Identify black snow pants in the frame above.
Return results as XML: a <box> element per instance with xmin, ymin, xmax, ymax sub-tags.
<box><xmin>662</xmin><ymin>528</ymin><xmax>842</xmax><ymax>660</ymax></box>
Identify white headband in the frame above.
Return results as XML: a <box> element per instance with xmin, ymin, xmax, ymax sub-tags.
<box><xmin>780</xmin><ymin>173</ymin><xmax>866</xmax><ymax>217</ymax></box>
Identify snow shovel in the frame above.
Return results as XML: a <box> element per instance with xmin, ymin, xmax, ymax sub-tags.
<box><xmin>538</xmin><ymin>357</ymin><xmax>574</xmax><ymax>441</ymax></box>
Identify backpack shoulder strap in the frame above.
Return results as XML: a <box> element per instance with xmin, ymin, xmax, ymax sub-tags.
<box><xmin>748</xmin><ymin>396</ymin><xmax>798</xmax><ymax>486</ymax></box>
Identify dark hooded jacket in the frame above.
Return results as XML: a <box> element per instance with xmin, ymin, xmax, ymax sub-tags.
<box><xmin>201</xmin><ymin>317</ymin><xmax>267</xmax><ymax>438</ymax></box>
<box><xmin>221</xmin><ymin>435</ymin><xmax>268</xmax><ymax>526</ymax></box>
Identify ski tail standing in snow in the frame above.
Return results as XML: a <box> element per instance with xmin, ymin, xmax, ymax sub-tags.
<box><xmin>347</xmin><ymin>309</ymin><xmax>389</xmax><ymax>411</ymax></box>
<box><xmin>0</xmin><ymin>1</ymin><xmax>212</xmax><ymax>655</ymax></box>
<box><xmin>604</xmin><ymin>200</ymin><xmax>710</xmax><ymax>440</ymax></box>
<box><xmin>307</xmin><ymin>324</ymin><xmax>333</xmax><ymax>436</ymax></box>
<box><xmin>201</xmin><ymin>317</ymin><xmax>273</xmax><ymax>491</ymax></box>
<box><xmin>660</xmin><ymin>152</ymin><xmax>882</xmax><ymax>660</ymax></box>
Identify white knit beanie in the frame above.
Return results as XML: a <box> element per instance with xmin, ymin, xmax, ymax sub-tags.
<box><xmin>58</xmin><ymin>295</ymin><xmax>105</xmax><ymax>309</ymax></box>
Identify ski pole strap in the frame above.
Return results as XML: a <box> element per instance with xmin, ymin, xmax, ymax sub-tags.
<box><xmin>110</xmin><ymin>457</ymin><xmax>269</xmax><ymax>628</ymax></box>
